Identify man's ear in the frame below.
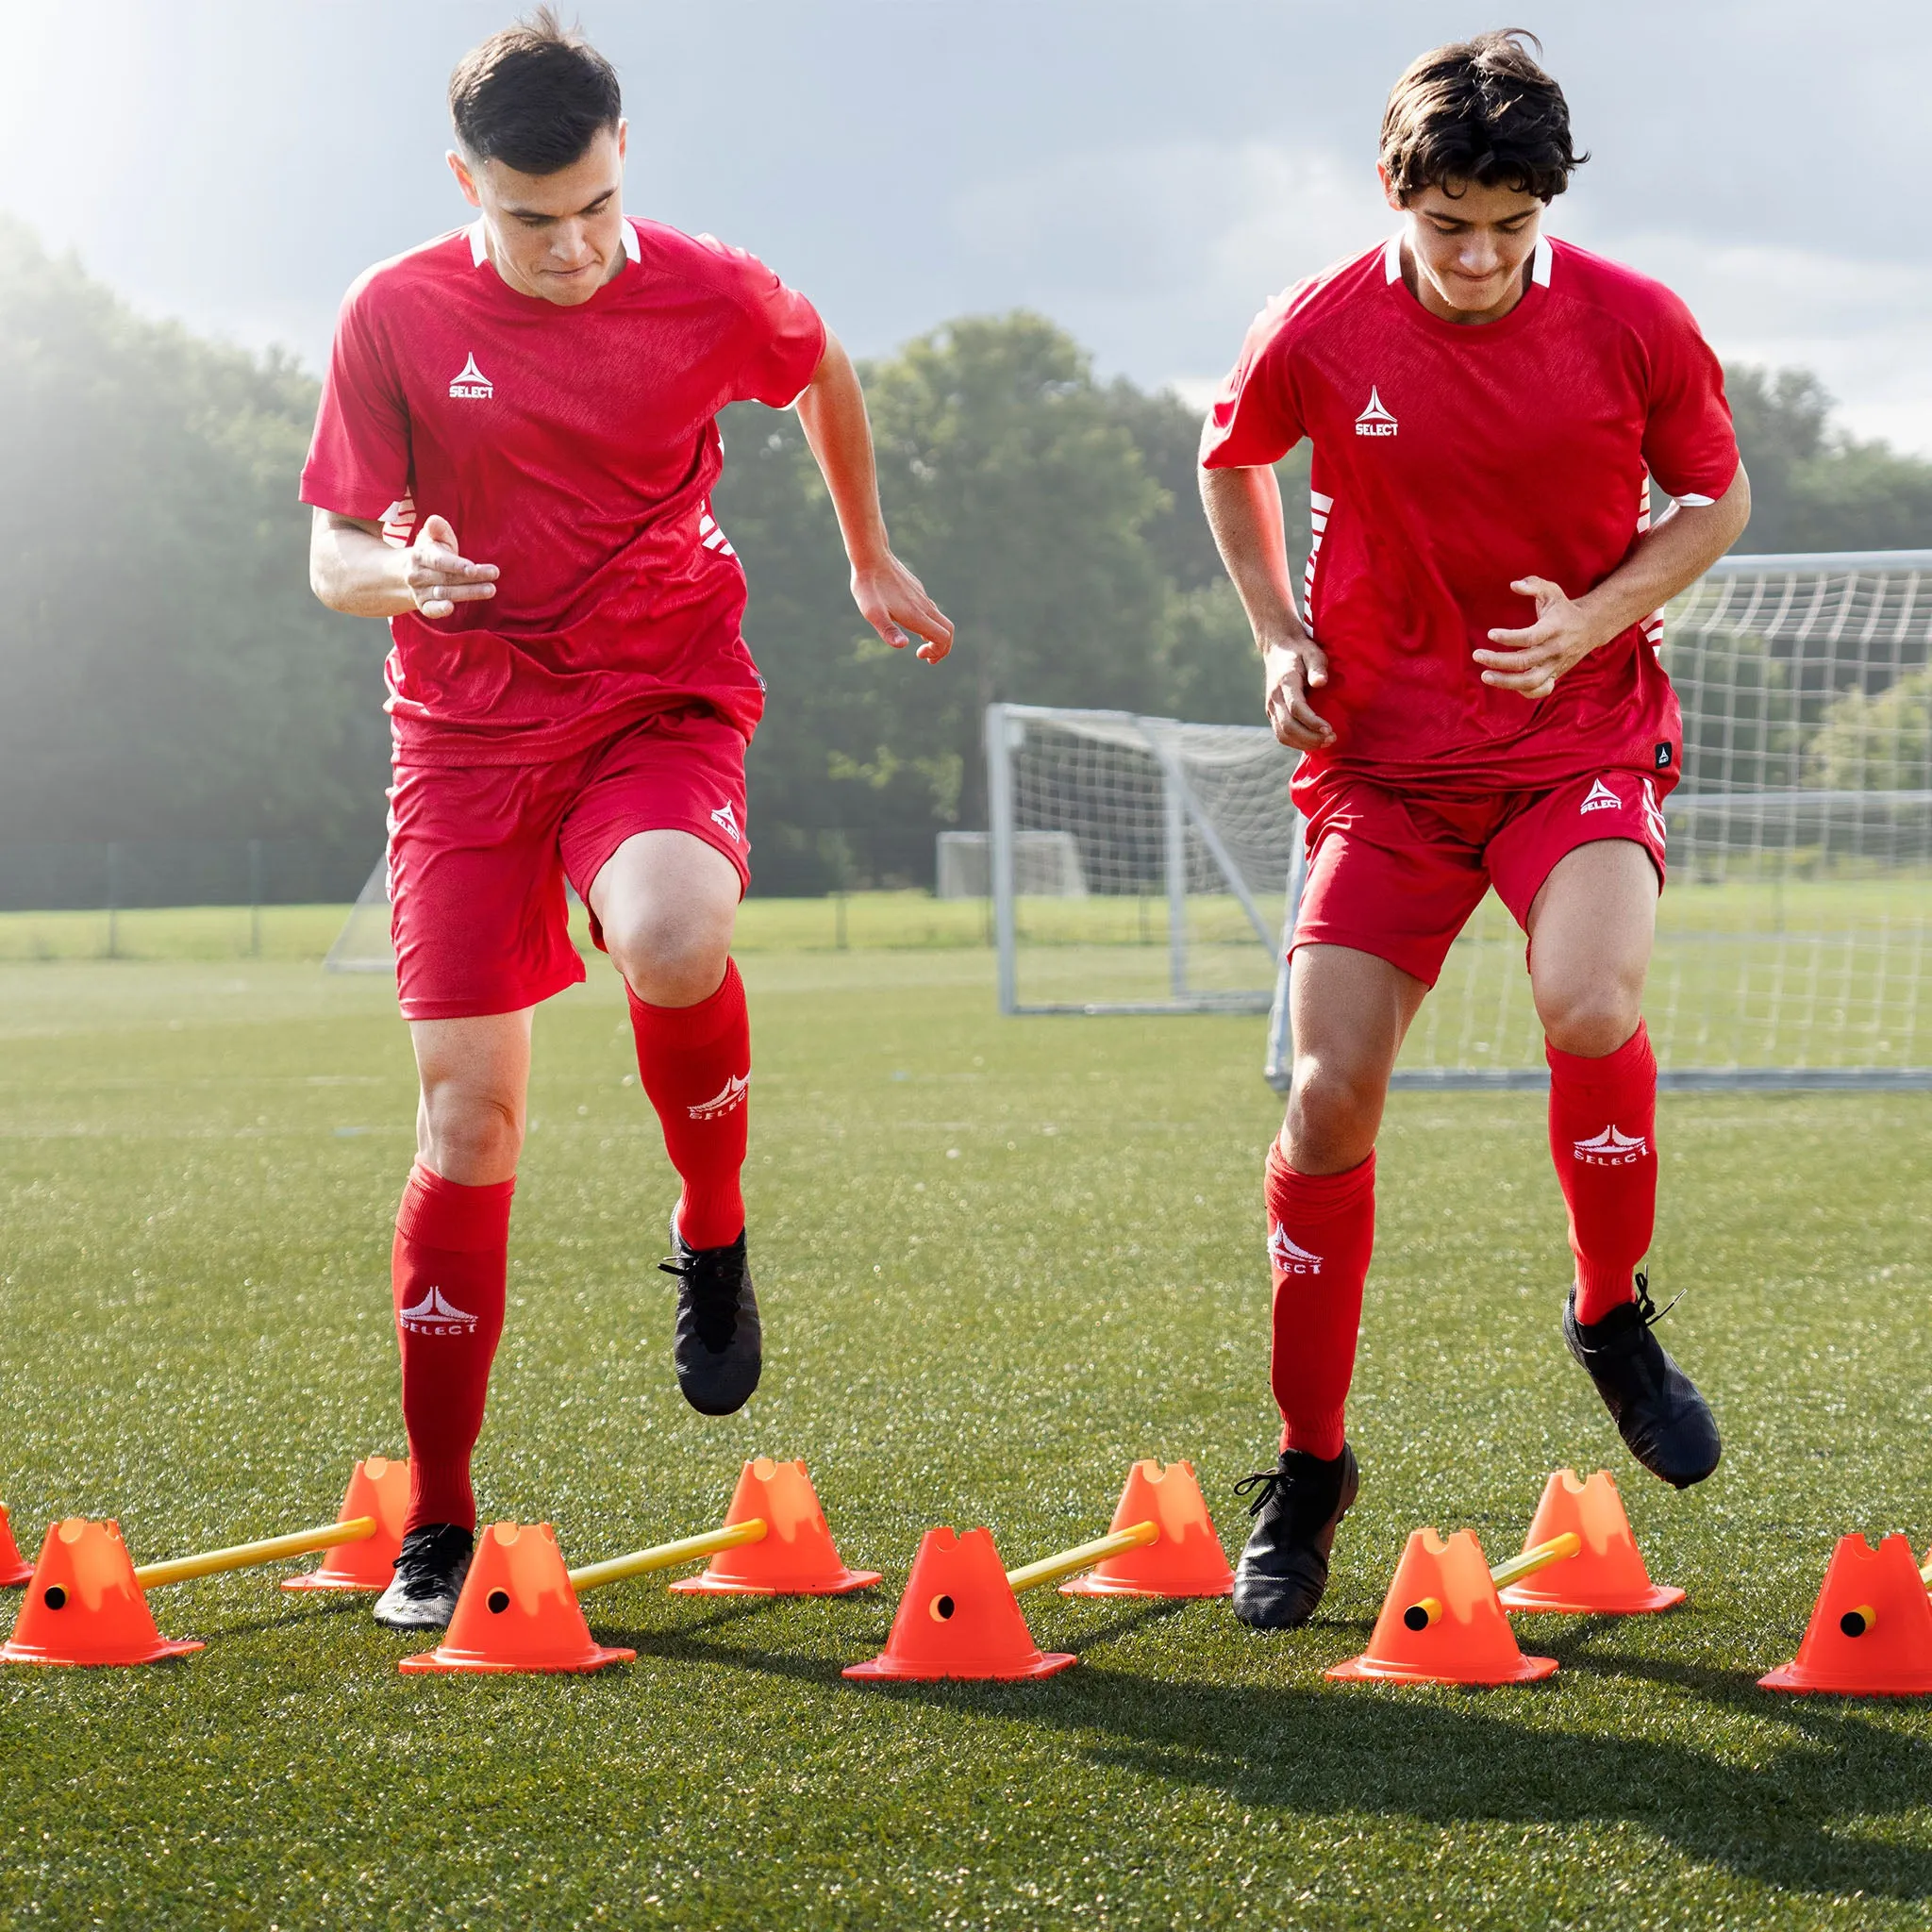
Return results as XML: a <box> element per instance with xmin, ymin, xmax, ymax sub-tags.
<box><xmin>616</xmin><ymin>117</ymin><xmax>628</xmax><ymax>164</ymax></box>
<box><xmin>1375</xmin><ymin>162</ymin><xmax>1405</xmax><ymax>214</ymax></box>
<box><xmin>446</xmin><ymin>149</ymin><xmax>482</xmax><ymax>209</ymax></box>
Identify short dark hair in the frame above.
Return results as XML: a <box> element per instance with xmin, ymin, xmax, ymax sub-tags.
<box><xmin>449</xmin><ymin>8</ymin><xmax>621</xmax><ymax>175</ymax></box>
<box><xmin>1380</xmin><ymin>29</ymin><xmax>1585</xmax><ymax>205</ymax></box>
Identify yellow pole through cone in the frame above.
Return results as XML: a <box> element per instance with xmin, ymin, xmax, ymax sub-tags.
<box><xmin>1401</xmin><ymin>1531</ymin><xmax>1582</xmax><ymax>1630</ymax></box>
<box><xmin>1006</xmin><ymin>1521</ymin><xmax>1158</xmax><ymax>1595</ymax></box>
<box><xmin>566</xmin><ymin>1518</ymin><xmax>767</xmax><ymax>1592</ymax></box>
<box><xmin>132</xmin><ymin>1516</ymin><xmax>377</xmax><ymax>1589</ymax></box>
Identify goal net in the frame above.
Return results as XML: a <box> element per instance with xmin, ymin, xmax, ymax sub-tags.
<box><xmin>989</xmin><ymin>549</ymin><xmax>1932</xmax><ymax>1090</ymax></box>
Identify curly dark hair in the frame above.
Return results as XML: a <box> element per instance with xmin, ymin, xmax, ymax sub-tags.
<box><xmin>449</xmin><ymin>8</ymin><xmax>621</xmax><ymax>175</ymax></box>
<box><xmin>1380</xmin><ymin>29</ymin><xmax>1587</xmax><ymax>205</ymax></box>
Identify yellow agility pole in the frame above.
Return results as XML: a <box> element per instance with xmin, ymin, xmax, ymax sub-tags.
<box><xmin>132</xmin><ymin>1516</ymin><xmax>377</xmax><ymax>1590</ymax></box>
<box><xmin>1005</xmin><ymin>1521</ymin><xmax>1158</xmax><ymax>1595</ymax></box>
<box><xmin>1405</xmin><ymin>1531</ymin><xmax>1584</xmax><ymax>1631</ymax></box>
<box><xmin>566</xmin><ymin>1518</ymin><xmax>767</xmax><ymax>1592</ymax></box>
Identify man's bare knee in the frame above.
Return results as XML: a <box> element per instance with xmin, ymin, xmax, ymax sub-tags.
<box><xmin>1285</xmin><ymin>1058</ymin><xmax>1384</xmax><ymax>1173</ymax></box>
<box><xmin>608</xmin><ymin>904</ymin><xmax>733</xmax><ymax>1008</ymax></box>
<box><xmin>1537</xmin><ymin>978</ymin><xmax>1643</xmax><ymax>1058</ymax></box>
<box><xmin>420</xmin><ymin>1083</ymin><xmax>524</xmax><ymax>1181</ymax></box>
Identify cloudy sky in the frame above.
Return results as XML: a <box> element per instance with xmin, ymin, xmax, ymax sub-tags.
<box><xmin>4</xmin><ymin>0</ymin><xmax>1928</xmax><ymax>449</ymax></box>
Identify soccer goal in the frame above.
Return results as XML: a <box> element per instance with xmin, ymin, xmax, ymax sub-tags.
<box><xmin>988</xmin><ymin>549</ymin><xmax>1932</xmax><ymax>1091</ymax></box>
<box><xmin>323</xmin><ymin>859</ymin><xmax>396</xmax><ymax>973</ymax></box>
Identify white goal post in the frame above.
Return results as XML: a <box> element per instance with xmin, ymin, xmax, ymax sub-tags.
<box><xmin>987</xmin><ymin>550</ymin><xmax>1932</xmax><ymax>1091</ymax></box>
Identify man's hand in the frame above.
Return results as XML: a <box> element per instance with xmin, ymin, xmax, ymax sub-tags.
<box><xmin>1262</xmin><ymin>635</ymin><xmax>1336</xmax><ymax>751</ymax></box>
<box><xmin>1474</xmin><ymin>575</ymin><xmax>1614</xmax><ymax>700</ymax></box>
<box><xmin>853</xmin><ymin>556</ymin><xmax>954</xmax><ymax>665</ymax></box>
<box><xmin>406</xmin><ymin>514</ymin><xmax>498</xmax><ymax>621</ymax></box>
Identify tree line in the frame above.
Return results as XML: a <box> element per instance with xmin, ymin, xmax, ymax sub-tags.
<box><xmin>2</xmin><ymin>214</ymin><xmax>1928</xmax><ymax>898</ymax></box>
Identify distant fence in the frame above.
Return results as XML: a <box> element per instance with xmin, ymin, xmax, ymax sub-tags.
<box><xmin>0</xmin><ymin>828</ymin><xmax>944</xmax><ymax>909</ymax></box>
<box><xmin>0</xmin><ymin>841</ymin><xmax>374</xmax><ymax>913</ymax></box>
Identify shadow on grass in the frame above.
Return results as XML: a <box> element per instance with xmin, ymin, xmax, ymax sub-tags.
<box><xmin>596</xmin><ymin>1604</ymin><xmax>1932</xmax><ymax>1904</ymax></box>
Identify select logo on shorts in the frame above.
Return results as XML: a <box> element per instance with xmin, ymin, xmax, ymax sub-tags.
<box><xmin>689</xmin><ymin>1072</ymin><xmax>750</xmax><ymax>1121</ymax></box>
<box><xmin>1268</xmin><ymin>1223</ymin><xmax>1324</xmax><ymax>1275</ymax></box>
<box><xmin>397</xmin><ymin>1286</ymin><xmax>479</xmax><ymax>1335</ymax></box>
<box><xmin>709</xmin><ymin>802</ymin><xmax>741</xmax><ymax>843</ymax></box>
<box><xmin>1573</xmin><ymin>1125</ymin><xmax>1649</xmax><ymax>1166</ymax></box>
<box><xmin>1354</xmin><ymin>387</ymin><xmax>1398</xmax><ymax>437</ymax></box>
<box><xmin>1580</xmin><ymin>778</ymin><xmax>1623</xmax><ymax>815</ymax></box>
<box><xmin>448</xmin><ymin>353</ymin><xmax>493</xmax><ymax>401</ymax></box>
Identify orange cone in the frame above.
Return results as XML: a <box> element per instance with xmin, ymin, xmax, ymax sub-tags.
<box><xmin>281</xmin><ymin>1456</ymin><xmax>409</xmax><ymax>1593</ymax></box>
<box><xmin>0</xmin><ymin>1505</ymin><xmax>32</xmax><ymax>1588</ymax></box>
<box><xmin>0</xmin><ymin>1519</ymin><xmax>203</xmax><ymax>1667</ymax></box>
<box><xmin>1328</xmin><ymin>1528</ymin><xmax>1558</xmax><ymax>1686</ymax></box>
<box><xmin>1759</xmin><ymin>1533</ymin><xmax>1932</xmax><ymax>1695</ymax></box>
<box><xmin>669</xmin><ymin>1458</ymin><xmax>880</xmax><ymax>1596</ymax></box>
<box><xmin>843</xmin><ymin>1527</ymin><xmax>1075</xmax><ymax>1682</ymax></box>
<box><xmin>399</xmin><ymin>1523</ymin><xmax>633</xmax><ymax>1675</ymax></box>
<box><xmin>1059</xmin><ymin>1459</ymin><xmax>1234</xmax><ymax>1599</ymax></box>
<box><xmin>1496</xmin><ymin>1469</ymin><xmax>1684</xmax><ymax>1615</ymax></box>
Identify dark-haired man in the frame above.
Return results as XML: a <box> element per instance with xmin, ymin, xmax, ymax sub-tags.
<box><xmin>304</xmin><ymin>11</ymin><xmax>952</xmax><ymax>1628</ymax></box>
<box><xmin>1201</xmin><ymin>31</ymin><xmax>1748</xmax><ymax>1629</ymax></box>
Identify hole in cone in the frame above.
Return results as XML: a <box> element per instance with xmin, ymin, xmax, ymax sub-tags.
<box><xmin>931</xmin><ymin>1594</ymin><xmax>956</xmax><ymax>1621</ymax></box>
<box><xmin>488</xmin><ymin>1589</ymin><xmax>510</xmax><ymax>1614</ymax></box>
<box><xmin>43</xmin><ymin>1587</ymin><xmax>66</xmax><ymax>1610</ymax></box>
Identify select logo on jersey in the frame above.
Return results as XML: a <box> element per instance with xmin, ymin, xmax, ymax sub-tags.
<box><xmin>397</xmin><ymin>1286</ymin><xmax>479</xmax><ymax>1335</ymax></box>
<box><xmin>709</xmin><ymin>802</ymin><xmax>741</xmax><ymax>843</ymax></box>
<box><xmin>1354</xmin><ymin>387</ymin><xmax>1398</xmax><ymax>437</ymax></box>
<box><xmin>1268</xmin><ymin>1223</ymin><xmax>1324</xmax><ymax>1275</ymax></box>
<box><xmin>1573</xmin><ymin>1125</ymin><xmax>1650</xmax><ymax>1166</ymax></box>
<box><xmin>1580</xmin><ymin>778</ymin><xmax>1623</xmax><ymax>815</ymax></box>
<box><xmin>448</xmin><ymin>353</ymin><xmax>493</xmax><ymax>401</ymax></box>
<box><xmin>689</xmin><ymin>1072</ymin><xmax>750</xmax><ymax>1121</ymax></box>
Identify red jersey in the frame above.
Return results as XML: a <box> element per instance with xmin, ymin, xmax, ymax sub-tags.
<box><xmin>1202</xmin><ymin>234</ymin><xmax>1739</xmax><ymax>803</ymax></box>
<box><xmin>301</xmin><ymin>216</ymin><xmax>825</xmax><ymax>765</ymax></box>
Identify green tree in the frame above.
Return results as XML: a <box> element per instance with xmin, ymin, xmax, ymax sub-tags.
<box><xmin>1725</xmin><ymin>365</ymin><xmax>1932</xmax><ymax>554</ymax></box>
<box><xmin>1807</xmin><ymin>667</ymin><xmax>1932</xmax><ymax>791</ymax></box>
<box><xmin>0</xmin><ymin>218</ymin><xmax>386</xmax><ymax>858</ymax></box>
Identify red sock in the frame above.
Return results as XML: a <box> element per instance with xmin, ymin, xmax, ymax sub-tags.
<box><xmin>391</xmin><ymin>1165</ymin><xmax>513</xmax><ymax>1534</ymax></box>
<box><xmin>1547</xmin><ymin>1021</ymin><xmax>1657</xmax><ymax>1324</ymax></box>
<box><xmin>626</xmin><ymin>958</ymin><xmax>750</xmax><ymax>1250</ymax></box>
<box><xmin>1265</xmin><ymin>1143</ymin><xmax>1375</xmax><ymax>1460</ymax></box>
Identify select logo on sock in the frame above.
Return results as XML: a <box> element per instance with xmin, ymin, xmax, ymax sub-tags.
<box><xmin>1572</xmin><ymin>1125</ymin><xmax>1649</xmax><ymax>1166</ymax></box>
<box><xmin>689</xmin><ymin>1071</ymin><xmax>750</xmax><ymax>1121</ymax></box>
<box><xmin>398</xmin><ymin>1286</ymin><xmax>480</xmax><ymax>1335</ymax></box>
<box><xmin>1267</xmin><ymin>1223</ymin><xmax>1324</xmax><ymax>1274</ymax></box>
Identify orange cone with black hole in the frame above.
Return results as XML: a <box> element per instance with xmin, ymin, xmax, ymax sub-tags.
<box><xmin>0</xmin><ymin>1519</ymin><xmax>203</xmax><ymax>1667</ymax></box>
<box><xmin>1497</xmin><ymin>1469</ymin><xmax>1684</xmax><ymax>1615</ymax></box>
<box><xmin>1328</xmin><ymin>1527</ymin><xmax>1558</xmax><ymax>1687</ymax></box>
<box><xmin>0</xmin><ymin>1505</ymin><xmax>33</xmax><ymax>1588</ymax></box>
<box><xmin>281</xmin><ymin>1456</ymin><xmax>409</xmax><ymax>1593</ymax></box>
<box><xmin>670</xmin><ymin>1457</ymin><xmax>880</xmax><ymax>1596</ymax></box>
<box><xmin>1759</xmin><ymin>1533</ymin><xmax>1932</xmax><ymax>1695</ymax></box>
<box><xmin>399</xmin><ymin>1523</ymin><xmax>633</xmax><ymax>1675</ymax></box>
<box><xmin>843</xmin><ymin>1526</ymin><xmax>1075</xmax><ymax>1682</ymax></box>
<box><xmin>1059</xmin><ymin>1459</ymin><xmax>1234</xmax><ymax>1599</ymax></box>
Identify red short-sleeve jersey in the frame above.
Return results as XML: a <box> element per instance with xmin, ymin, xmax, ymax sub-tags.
<box><xmin>301</xmin><ymin>216</ymin><xmax>826</xmax><ymax>765</ymax></box>
<box><xmin>1202</xmin><ymin>235</ymin><xmax>1739</xmax><ymax>803</ymax></box>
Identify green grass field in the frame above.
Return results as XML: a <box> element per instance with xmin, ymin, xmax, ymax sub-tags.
<box><xmin>3</xmin><ymin>907</ymin><xmax>1931</xmax><ymax>1929</ymax></box>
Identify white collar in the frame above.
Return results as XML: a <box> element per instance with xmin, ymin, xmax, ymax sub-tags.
<box><xmin>467</xmin><ymin>215</ymin><xmax>641</xmax><ymax>269</ymax></box>
<box><xmin>1383</xmin><ymin>230</ymin><xmax>1555</xmax><ymax>288</ymax></box>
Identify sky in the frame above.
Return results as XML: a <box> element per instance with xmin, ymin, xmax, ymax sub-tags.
<box><xmin>4</xmin><ymin>0</ymin><xmax>1929</xmax><ymax>450</ymax></box>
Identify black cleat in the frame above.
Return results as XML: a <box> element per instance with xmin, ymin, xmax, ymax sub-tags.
<box><xmin>372</xmin><ymin>1524</ymin><xmax>474</xmax><ymax>1631</ymax></box>
<box><xmin>659</xmin><ymin>1222</ymin><xmax>762</xmax><ymax>1416</ymax></box>
<box><xmin>1230</xmin><ymin>1442</ymin><xmax>1360</xmax><ymax>1630</ymax></box>
<box><xmin>1563</xmin><ymin>1274</ymin><xmax>1721</xmax><ymax>1491</ymax></box>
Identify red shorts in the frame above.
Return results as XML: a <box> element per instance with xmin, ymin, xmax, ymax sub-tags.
<box><xmin>1292</xmin><ymin>768</ymin><xmax>1671</xmax><ymax>987</ymax></box>
<box><xmin>387</xmin><ymin>707</ymin><xmax>749</xmax><ymax>1022</ymax></box>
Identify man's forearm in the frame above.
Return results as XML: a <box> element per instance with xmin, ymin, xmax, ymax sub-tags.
<box><xmin>1574</xmin><ymin>466</ymin><xmax>1752</xmax><ymax>643</ymax></box>
<box><xmin>794</xmin><ymin>333</ymin><xmax>891</xmax><ymax>570</ymax></box>
<box><xmin>1200</xmin><ymin>464</ymin><xmax>1307</xmax><ymax>649</ymax></box>
<box><xmin>309</xmin><ymin>511</ymin><xmax>415</xmax><ymax>619</ymax></box>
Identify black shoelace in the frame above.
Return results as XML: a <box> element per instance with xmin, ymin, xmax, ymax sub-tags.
<box><xmin>659</xmin><ymin>1247</ymin><xmax>741</xmax><ymax>1350</ymax></box>
<box><xmin>1232</xmin><ymin>1469</ymin><xmax>1290</xmax><ymax>1519</ymax></box>
<box><xmin>1631</xmin><ymin>1269</ymin><xmax>1685</xmax><ymax>1327</ymax></box>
